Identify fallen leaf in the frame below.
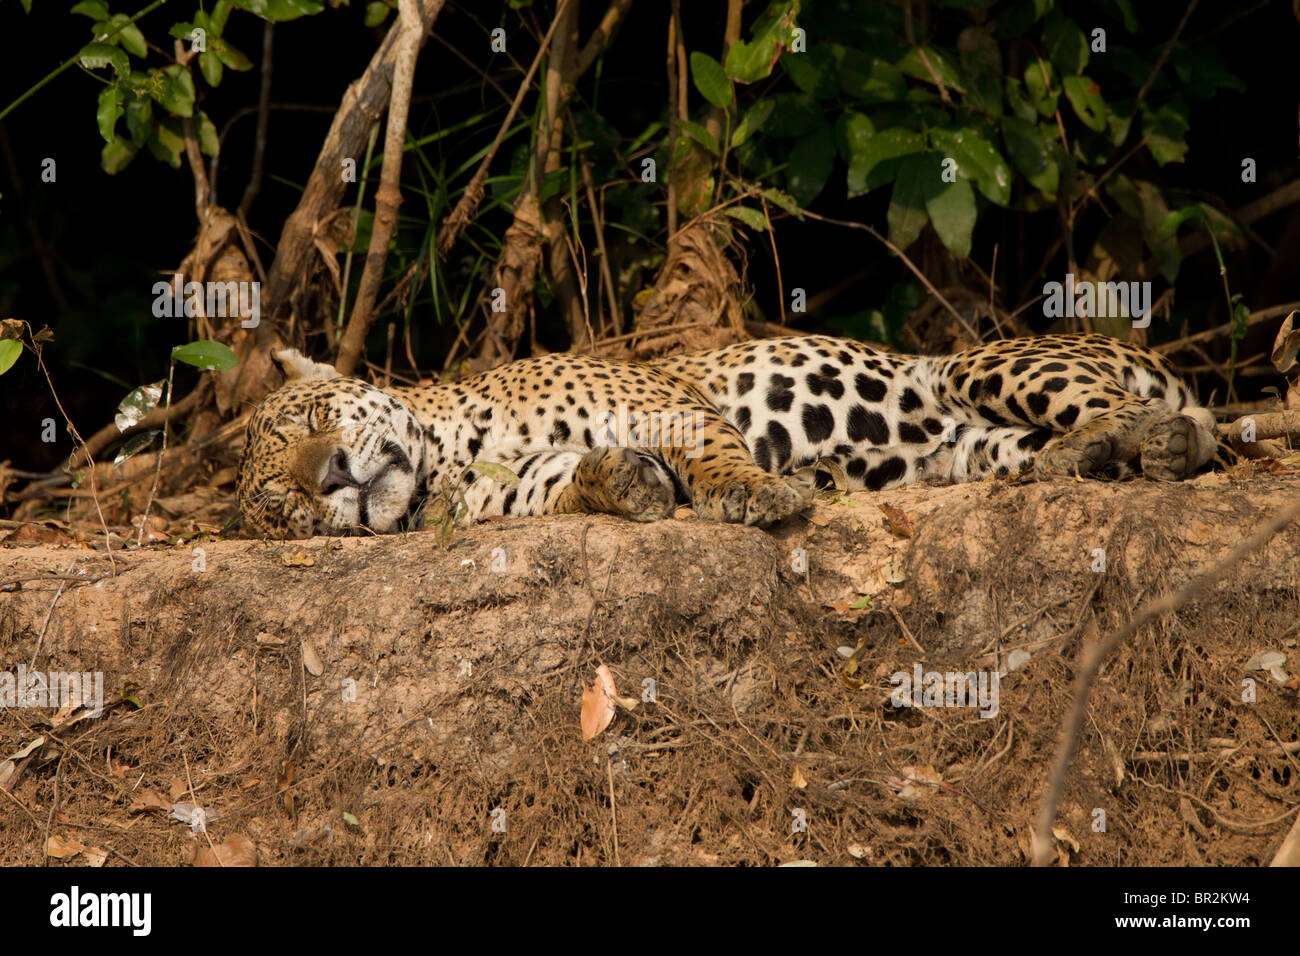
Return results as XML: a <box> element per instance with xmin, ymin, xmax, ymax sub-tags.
<box><xmin>301</xmin><ymin>640</ymin><xmax>324</xmax><ymax>676</ymax></box>
<box><xmin>45</xmin><ymin>834</ymin><xmax>86</xmax><ymax>859</ymax></box>
<box><xmin>581</xmin><ymin>665</ymin><xmax>618</xmax><ymax>740</ymax></box>
<box><xmin>7</xmin><ymin>736</ymin><xmax>46</xmax><ymax>762</ymax></box>
<box><xmin>128</xmin><ymin>789</ymin><xmax>172</xmax><ymax>814</ymax></box>
<box><xmin>805</xmin><ymin>507</ymin><xmax>832</xmax><ymax>527</ymax></box>
<box><xmin>187</xmin><ymin>833</ymin><xmax>256</xmax><ymax>867</ymax></box>
<box><xmin>791</xmin><ymin>766</ymin><xmax>808</xmax><ymax>789</ymax></box>
<box><xmin>282</xmin><ymin>549</ymin><xmax>315</xmax><ymax>567</ymax></box>
<box><xmin>255</xmin><ymin>631</ymin><xmax>286</xmax><ymax>646</ymax></box>
<box><xmin>881</xmin><ymin>559</ymin><xmax>907</xmax><ymax>585</ymax></box>
<box><xmin>83</xmin><ymin>846</ymin><xmax>109</xmax><ymax>867</ymax></box>
<box><xmin>169</xmin><ymin>777</ymin><xmax>188</xmax><ymax>801</ymax></box>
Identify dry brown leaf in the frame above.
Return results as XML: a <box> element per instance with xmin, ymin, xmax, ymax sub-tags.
<box><xmin>301</xmin><ymin>640</ymin><xmax>324</xmax><ymax>676</ymax></box>
<box><xmin>2</xmin><ymin>523</ymin><xmax>78</xmax><ymax>546</ymax></box>
<box><xmin>45</xmin><ymin>834</ymin><xmax>86</xmax><ymax>859</ymax></box>
<box><xmin>128</xmin><ymin>789</ymin><xmax>172</xmax><ymax>814</ymax></box>
<box><xmin>580</xmin><ymin>665</ymin><xmax>618</xmax><ymax>740</ymax></box>
<box><xmin>282</xmin><ymin>549</ymin><xmax>315</xmax><ymax>567</ymax></box>
<box><xmin>169</xmin><ymin>777</ymin><xmax>188</xmax><ymax>801</ymax></box>
<box><xmin>83</xmin><ymin>846</ymin><xmax>109</xmax><ymax>867</ymax></box>
<box><xmin>187</xmin><ymin>833</ymin><xmax>257</xmax><ymax>867</ymax></box>
<box><xmin>7</xmin><ymin>736</ymin><xmax>46</xmax><ymax>762</ymax></box>
<box><xmin>791</xmin><ymin>766</ymin><xmax>808</xmax><ymax>789</ymax></box>
<box><xmin>805</xmin><ymin>507</ymin><xmax>832</xmax><ymax>527</ymax></box>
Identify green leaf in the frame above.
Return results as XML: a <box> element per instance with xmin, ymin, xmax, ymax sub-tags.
<box><xmin>211</xmin><ymin>0</ymin><xmax>233</xmax><ymax>33</ymax></box>
<box><xmin>243</xmin><ymin>0</ymin><xmax>325</xmax><ymax>21</ymax></box>
<box><xmin>724</xmin><ymin>0</ymin><xmax>800</xmax><ymax>83</ymax></box>
<box><xmin>996</xmin><ymin>0</ymin><xmax>1054</xmax><ymax>37</ymax></box>
<box><xmin>124</xmin><ymin>95</ymin><xmax>153</xmax><ymax>146</ymax></box>
<box><xmin>1004</xmin><ymin>77</ymin><xmax>1037</xmax><ymax>122</ymax></box>
<box><xmin>154</xmin><ymin>65</ymin><xmax>196</xmax><ymax>117</ymax></box>
<box><xmin>200</xmin><ymin>50</ymin><xmax>224</xmax><ymax>87</ymax></box>
<box><xmin>364</xmin><ymin>2</ymin><xmax>390</xmax><ymax>27</ymax></box>
<box><xmin>762</xmin><ymin>188</ymin><xmax>803</xmax><ymax>219</ymax></box>
<box><xmin>468</xmin><ymin>461</ymin><xmax>521</xmax><ymax>486</ymax></box>
<box><xmin>1111</xmin><ymin>0</ymin><xmax>1139</xmax><ymax>32</ymax></box>
<box><xmin>1143</xmin><ymin>101</ymin><xmax>1189</xmax><ymax>165</ymax></box>
<box><xmin>731</xmin><ymin>99</ymin><xmax>774</xmax><ymax>148</ymax></box>
<box><xmin>835</xmin><ymin>110</ymin><xmax>874</xmax><ymax>161</ymax></box>
<box><xmin>678</xmin><ymin>119</ymin><xmax>718</xmax><ymax>156</ymax></box>
<box><xmin>1174</xmin><ymin>47</ymin><xmax>1245</xmax><ymax>101</ymax></box>
<box><xmin>833</xmin><ymin>46</ymin><xmax>905</xmax><ymax>102</ymax></box>
<box><xmin>1001</xmin><ymin>116</ymin><xmax>1058</xmax><ymax>196</ymax></box>
<box><xmin>785</xmin><ymin>123</ymin><xmax>835</xmax><ymax>206</ymax></box>
<box><xmin>887</xmin><ymin>153</ymin><xmax>935</xmax><ymax>251</ymax></box>
<box><xmin>845</xmin><ymin>126</ymin><xmax>924</xmax><ymax>197</ymax></box>
<box><xmin>896</xmin><ymin>46</ymin><xmax>964</xmax><ymax>91</ymax></box>
<box><xmin>929</xmin><ymin>127</ymin><xmax>1010</xmax><ymax>206</ymax></box>
<box><xmin>171</xmin><ymin>340</ymin><xmax>239</xmax><ymax>370</ymax></box>
<box><xmin>96</xmin><ymin>86</ymin><xmax>123</xmax><ymax>143</ymax></box>
<box><xmin>1159</xmin><ymin>208</ymin><xmax>1199</xmax><ymax>238</ymax></box>
<box><xmin>690</xmin><ymin>51</ymin><xmax>732</xmax><ymax>109</ymax></box>
<box><xmin>762</xmin><ymin>93</ymin><xmax>823</xmax><ymax>138</ymax></box>
<box><xmin>147</xmin><ymin>119</ymin><xmax>186</xmax><ymax>167</ymax></box>
<box><xmin>214</xmin><ymin>40</ymin><xmax>254</xmax><ymax>71</ymax></box>
<box><xmin>1043</xmin><ymin>15</ymin><xmax>1088</xmax><ymax>75</ymax></box>
<box><xmin>342</xmin><ymin>811</ymin><xmax>360</xmax><ymax>827</ymax></box>
<box><xmin>1108</xmin><ymin>177</ymin><xmax>1180</xmax><ymax>281</ymax></box>
<box><xmin>1062</xmin><ymin>75</ymin><xmax>1106</xmax><ymax>132</ymax></box>
<box><xmin>78</xmin><ymin>42</ymin><xmax>129</xmax><ymax>74</ymax></box>
<box><xmin>724</xmin><ymin>206</ymin><xmax>768</xmax><ymax>232</ymax></box>
<box><xmin>101</xmin><ymin>136</ymin><xmax>138</xmax><ymax>174</ymax></box>
<box><xmin>195</xmin><ymin>111</ymin><xmax>220</xmax><ymax>157</ymax></box>
<box><xmin>784</xmin><ymin>45</ymin><xmax>837</xmax><ymax>100</ymax></box>
<box><xmin>108</xmin><ymin>14</ymin><xmax>148</xmax><ymax>58</ymax></box>
<box><xmin>70</xmin><ymin>0</ymin><xmax>109</xmax><ymax>17</ymax></box>
<box><xmin>1023</xmin><ymin>59</ymin><xmax>1057</xmax><ymax>116</ymax></box>
<box><xmin>0</xmin><ymin>340</ymin><xmax>21</xmax><ymax>376</ymax></box>
<box><xmin>926</xmin><ymin>175</ymin><xmax>976</xmax><ymax>258</ymax></box>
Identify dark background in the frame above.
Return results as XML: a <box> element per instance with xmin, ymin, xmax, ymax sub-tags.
<box><xmin>2</xmin><ymin>0</ymin><xmax>1299</xmax><ymax>475</ymax></box>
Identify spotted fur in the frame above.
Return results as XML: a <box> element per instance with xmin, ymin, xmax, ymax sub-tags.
<box><xmin>236</xmin><ymin>334</ymin><xmax>1217</xmax><ymax>538</ymax></box>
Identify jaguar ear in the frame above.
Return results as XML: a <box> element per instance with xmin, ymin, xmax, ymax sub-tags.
<box><xmin>273</xmin><ymin>348</ymin><xmax>341</xmax><ymax>382</ymax></box>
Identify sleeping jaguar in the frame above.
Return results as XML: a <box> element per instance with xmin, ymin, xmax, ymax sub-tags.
<box><xmin>236</xmin><ymin>334</ymin><xmax>1218</xmax><ymax>538</ymax></box>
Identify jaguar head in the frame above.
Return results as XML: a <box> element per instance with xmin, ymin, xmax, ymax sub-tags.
<box><xmin>236</xmin><ymin>350</ymin><xmax>428</xmax><ymax>538</ymax></box>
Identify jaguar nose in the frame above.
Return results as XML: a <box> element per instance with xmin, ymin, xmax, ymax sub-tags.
<box><xmin>319</xmin><ymin>448</ymin><xmax>356</xmax><ymax>495</ymax></box>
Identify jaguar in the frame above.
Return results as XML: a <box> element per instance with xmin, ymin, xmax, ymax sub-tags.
<box><xmin>236</xmin><ymin>334</ymin><xmax>1218</xmax><ymax>538</ymax></box>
